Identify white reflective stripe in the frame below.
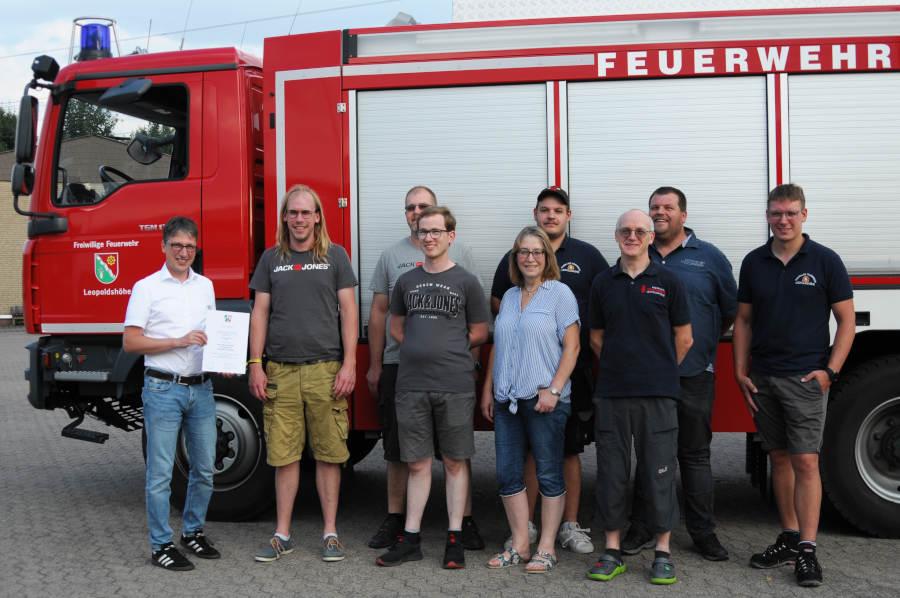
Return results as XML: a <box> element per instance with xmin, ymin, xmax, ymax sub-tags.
<box><xmin>343</xmin><ymin>54</ymin><xmax>595</xmax><ymax>77</ymax></box>
<box><xmin>41</xmin><ymin>323</ymin><xmax>124</xmax><ymax>333</ymax></box>
<box><xmin>274</xmin><ymin>66</ymin><xmax>342</xmax><ymax>205</ymax></box>
<box><xmin>276</xmin><ymin>66</ymin><xmax>340</xmax><ymax>82</ymax></box>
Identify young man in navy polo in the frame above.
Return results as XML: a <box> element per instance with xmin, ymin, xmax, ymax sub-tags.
<box><xmin>733</xmin><ymin>183</ymin><xmax>855</xmax><ymax>587</ymax></box>
<box><xmin>586</xmin><ymin>209</ymin><xmax>693</xmax><ymax>586</ymax></box>
<box><xmin>490</xmin><ymin>186</ymin><xmax>609</xmax><ymax>554</ymax></box>
<box><xmin>622</xmin><ymin>187</ymin><xmax>737</xmax><ymax>561</ymax></box>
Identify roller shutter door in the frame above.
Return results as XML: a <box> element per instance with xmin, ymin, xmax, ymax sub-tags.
<box><xmin>356</xmin><ymin>84</ymin><xmax>548</xmax><ymax>327</ymax></box>
<box><xmin>789</xmin><ymin>73</ymin><xmax>900</xmax><ymax>273</ymax></box>
<box><xmin>567</xmin><ymin>76</ymin><xmax>769</xmax><ymax>277</ymax></box>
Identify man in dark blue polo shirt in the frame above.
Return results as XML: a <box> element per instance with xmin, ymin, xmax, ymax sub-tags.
<box><xmin>491</xmin><ymin>186</ymin><xmax>609</xmax><ymax>554</ymax></box>
<box><xmin>586</xmin><ymin>209</ymin><xmax>692</xmax><ymax>586</ymax></box>
<box><xmin>622</xmin><ymin>187</ymin><xmax>737</xmax><ymax>562</ymax></box>
<box><xmin>733</xmin><ymin>183</ymin><xmax>855</xmax><ymax>588</ymax></box>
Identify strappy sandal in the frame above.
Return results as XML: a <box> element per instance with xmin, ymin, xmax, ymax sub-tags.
<box><xmin>486</xmin><ymin>547</ymin><xmax>525</xmax><ymax>569</ymax></box>
<box><xmin>525</xmin><ymin>550</ymin><xmax>557</xmax><ymax>574</ymax></box>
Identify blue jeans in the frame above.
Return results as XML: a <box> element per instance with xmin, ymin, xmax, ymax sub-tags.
<box><xmin>142</xmin><ymin>375</ymin><xmax>216</xmax><ymax>551</ymax></box>
<box><xmin>494</xmin><ymin>398</ymin><xmax>570</xmax><ymax>498</ymax></box>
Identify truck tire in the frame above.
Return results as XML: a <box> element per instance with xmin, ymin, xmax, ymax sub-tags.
<box><xmin>821</xmin><ymin>356</ymin><xmax>900</xmax><ymax>537</ymax></box>
<box><xmin>170</xmin><ymin>375</ymin><xmax>274</xmax><ymax>521</ymax></box>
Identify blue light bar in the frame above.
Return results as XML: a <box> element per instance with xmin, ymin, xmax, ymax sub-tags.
<box><xmin>78</xmin><ymin>23</ymin><xmax>112</xmax><ymax>61</ymax></box>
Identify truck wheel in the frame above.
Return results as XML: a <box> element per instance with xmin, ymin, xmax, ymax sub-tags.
<box><xmin>821</xmin><ymin>356</ymin><xmax>900</xmax><ymax>537</ymax></box>
<box><xmin>170</xmin><ymin>376</ymin><xmax>274</xmax><ymax>521</ymax></box>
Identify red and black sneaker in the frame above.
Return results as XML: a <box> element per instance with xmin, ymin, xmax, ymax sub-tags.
<box><xmin>443</xmin><ymin>531</ymin><xmax>466</xmax><ymax>569</ymax></box>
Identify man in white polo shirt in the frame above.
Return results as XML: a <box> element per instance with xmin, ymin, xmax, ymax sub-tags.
<box><xmin>124</xmin><ymin>216</ymin><xmax>219</xmax><ymax>572</ymax></box>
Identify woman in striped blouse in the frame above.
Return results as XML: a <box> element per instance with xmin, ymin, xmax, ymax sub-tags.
<box><xmin>481</xmin><ymin>226</ymin><xmax>581</xmax><ymax>573</ymax></box>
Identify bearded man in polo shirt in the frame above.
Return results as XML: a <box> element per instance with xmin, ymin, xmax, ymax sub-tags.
<box><xmin>586</xmin><ymin>209</ymin><xmax>692</xmax><ymax>586</ymax></box>
<box><xmin>733</xmin><ymin>183</ymin><xmax>855</xmax><ymax>588</ymax></box>
<box><xmin>622</xmin><ymin>186</ymin><xmax>737</xmax><ymax>561</ymax></box>
<box><xmin>124</xmin><ymin>216</ymin><xmax>219</xmax><ymax>571</ymax></box>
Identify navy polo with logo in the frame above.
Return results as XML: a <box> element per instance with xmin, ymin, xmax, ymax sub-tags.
<box><xmin>492</xmin><ymin>234</ymin><xmax>609</xmax><ymax>365</ymax></box>
<box><xmin>650</xmin><ymin>228</ymin><xmax>738</xmax><ymax>377</ymax></box>
<box><xmin>589</xmin><ymin>261</ymin><xmax>691</xmax><ymax>399</ymax></box>
<box><xmin>737</xmin><ymin>234</ymin><xmax>853</xmax><ymax>376</ymax></box>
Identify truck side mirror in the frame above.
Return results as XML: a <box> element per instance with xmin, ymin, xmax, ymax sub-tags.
<box><xmin>11</xmin><ymin>163</ymin><xmax>35</xmax><ymax>197</ymax></box>
<box><xmin>15</xmin><ymin>95</ymin><xmax>38</xmax><ymax>164</ymax></box>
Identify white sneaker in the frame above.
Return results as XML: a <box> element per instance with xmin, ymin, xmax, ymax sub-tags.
<box><xmin>557</xmin><ymin>521</ymin><xmax>594</xmax><ymax>554</ymax></box>
<box><xmin>503</xmin><ymin>520</ymin><xmax>538</xmax><ymax>550</ymax></box>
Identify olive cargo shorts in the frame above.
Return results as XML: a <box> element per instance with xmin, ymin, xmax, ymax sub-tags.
<box><xmin>263</xmin><ymin>360</ymin><xmax>350</xmax><ymax>466</ymax></box>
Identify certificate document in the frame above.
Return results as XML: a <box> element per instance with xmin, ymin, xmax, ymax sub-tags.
<box><xmin>202</xmin><ymin>310</ymin><xmax>250</xmax><ymax>374</ymax></box>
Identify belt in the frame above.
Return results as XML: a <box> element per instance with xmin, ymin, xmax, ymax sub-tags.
<box><xmin>146</xmin><ymin>368</ymin><xmax>210</xmax><ymax>386</ymax></box>
<box><xmin>268</xmin><ymin>358</ymin><xmax>332</xmax><ymax>367</ymax></box>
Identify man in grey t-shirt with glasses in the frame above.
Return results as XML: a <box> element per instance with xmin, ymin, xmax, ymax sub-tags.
<box><xmin>375</xmin><ymin>206</ymin><xmax>490</xmax><ymax>570</ymax></box>
<box><xmin>365</xmin><ymin>186</ymin><xmax>484</xmax><ymax>553</ymax></box>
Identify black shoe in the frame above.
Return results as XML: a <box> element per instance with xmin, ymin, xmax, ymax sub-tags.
<box><xmin>750</xmin><ymin>532</ymin><xmax>799</xmax><ymax>569</ymax></box>
<box><xmin>795</xmin><ymin>549</ymin><xmax>823</xmax><ymax>587</ymax></box>
<box><xmin>621</xmin><ymin>524</ymin><xmax>655</xmax><ymax>555</ymax></box>
<box><xmin>443</xmin><ymin>531</ymin><xmax>466</xmax><ymax>569</ymax></box>
<box><xmin>180</xmin><ymin>530</ymin><xmax>220</xmax><ymax>559</ymax></box>
<box><xmin>692</xmin><ymin>532</ymin><xmax>729</xmax><ymax>561</ymax></box>
<box><xmin>375</xmin><ymin>534</ymin><xmax>423</xmax><ymax>567</ymax></box>
<box><xmin>151</xmin><ymin>542</ymin><xmax>195</xmax><ymax>571</ymax></box>
<box><xmin>461</xmin><ymin>516</ymin><xmax>485</xmax><ymax>551</ymax></box>
<box><xmin>368</xmin><ymin>514</ymin><xmax>404</xmax><ymax>549</ymax></box>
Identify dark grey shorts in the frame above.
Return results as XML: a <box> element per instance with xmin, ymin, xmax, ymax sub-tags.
<box><xmin>751</xmin><ymin>373</ymin><xmax>827</xmax><ymax>454</ymax></box>
<box><xmin>395</xmin><ymin>391</ymin><xmax>476</xmax><ymax>462</ymax></box>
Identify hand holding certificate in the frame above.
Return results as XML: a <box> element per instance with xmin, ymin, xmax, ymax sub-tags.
<box><xmin>202</xmin><ymin>310</ymin><xmax>250</xmax><ymax>375</ymax></box>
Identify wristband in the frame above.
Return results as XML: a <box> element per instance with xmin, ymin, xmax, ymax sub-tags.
<box><xmin>247</xmin><ymin>358</ymin><xmax>263</xmax><ymax>366</ymax></box>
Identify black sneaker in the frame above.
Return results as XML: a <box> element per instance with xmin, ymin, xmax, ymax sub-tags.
<box><xmin>621</xmin><ymin>523</ymin><xmax>655</xmax><ymax>555</ymax></box>
<box><xmin>375</xmin><ymin>534</ymin><xmax>423</xmax><ymax>567</ymax></box>
<box><xmin>692</xmin><ymin>532</ymin><xmax>729</xmax><ymax>561</ymax></box>
<box><xmin>461</xmin><ymin>516</ymin><xmax>485</xmax><ymax>551</ymax></box>
<box><xmin>795</xmin><ymin>549</ymin><xmax>823</xmax><ymax>587</ymax></box>
<box><xmin>151</xmin><ymin>542</ymin><xmax>195</xmax><ymax>571</ymax></box>
<box><xmin>443</xmin><ymin>531</ymin><xmax>466</xmax><ymax>569</ymax></box>
<box><xmin>750</xmin><ymin>532</ymin><xmax>799</xmax><ymax>569</ymax></box>
<box><xmin>180</xmin><ymin>530</ymin><xmax>221</xmax><ymax>559</ymax></box>
<box><xmin>368</xmin><ymin>514</ymin><xmax>403</xmax><ymax>549</ymax></box>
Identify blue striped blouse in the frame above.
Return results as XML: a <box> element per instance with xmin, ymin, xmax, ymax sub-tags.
<box><xmin>492</xmin><ymin>280</ymin><xmax>580</xmax><ymax>413</ymax></box>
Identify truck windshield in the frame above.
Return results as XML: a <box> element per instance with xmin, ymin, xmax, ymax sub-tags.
<box><xmin>52</xmin><ymin>85</ymin><xmax>188</xmax><ymax>206</ymax></box>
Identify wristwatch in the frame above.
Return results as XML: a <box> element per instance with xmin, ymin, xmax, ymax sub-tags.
<box><xmin>825</xmin><ymin>367</ymin><xmax>839</xmax><ymax>383</ymax></box>
<box><xmin>548</xmin><ymin>387</ymin><xmax>561</xmax><ymax>397</ymax></box>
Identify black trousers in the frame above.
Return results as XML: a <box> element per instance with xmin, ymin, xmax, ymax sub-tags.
<box><xmin>594</xmin><ymin>396</ymin><xmax>679</xmax><ymax>533</ymax></box>
<box><xmin>631</xmin><ymin>372</ymin><xmax>716</xmax><ymax>537</ymax></box>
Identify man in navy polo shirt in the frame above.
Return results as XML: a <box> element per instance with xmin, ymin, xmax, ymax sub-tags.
<box><xmin>491</xmin><ymin>186</ymin><xmax>609</xmax><ymax>554</ymax></box>
<box><xmin>733</xmin><ymin>183</ymin><xmax>854</xmax><ymax>588</ymax></box>
<box><xmin>586</xmin><ymin>209</ymin><xmax>692</xmax><ymax>586</ymax></box>
<box><xmin>622</xmin><ymin>187</ymin><xmax>737</xmax><ymax>562</ymax></box>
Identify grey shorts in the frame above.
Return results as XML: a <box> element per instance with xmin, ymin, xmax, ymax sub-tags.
<box><xmin>751</xmin><ymin>373</ymin><xmax>827</xmax><ymax>454</ymax></box>
<box><xmin>395</xmin><ymin>391</ymin><xmax>476</xmax><ymax>462</ymax></box>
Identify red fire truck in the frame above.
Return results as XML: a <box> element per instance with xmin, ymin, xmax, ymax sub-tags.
<box><xmin>10</xmin><ymin>5</ymin><xmax>900</xmax><ymax>536</ymax></box>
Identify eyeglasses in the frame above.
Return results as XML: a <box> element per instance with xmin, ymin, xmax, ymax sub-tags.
<box><xmin>766</xmin><ymin>210</ymin><xmax>802</xmax><ymax>220</ymax></box>
<box><xmin>616</xmin><ymin>228</ymin><xmax>651</xmax><ymax>239</ymax></box>
<box><xmin>516</xmin><ymin>248</ymin><xmax>546</xmax><ymax>258</ymax></box>
<box><xmin>416</xmin><ymin>228</ymin><xmax>448</xmax><ymax>239</ymax></box>
<box><xmin>168</xmin><ymin>242</ymin><xmax>197</xmax><ymax>253</ymax></box>
<box><xmin>287</xmin><ymin>209</ymin><xmax>318</xmax><ymax>220</ymax></box>
<box><xmin>405</xmin><ymin>203</ymin><xmax>432</xmax><ymax>213</ymax></box>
